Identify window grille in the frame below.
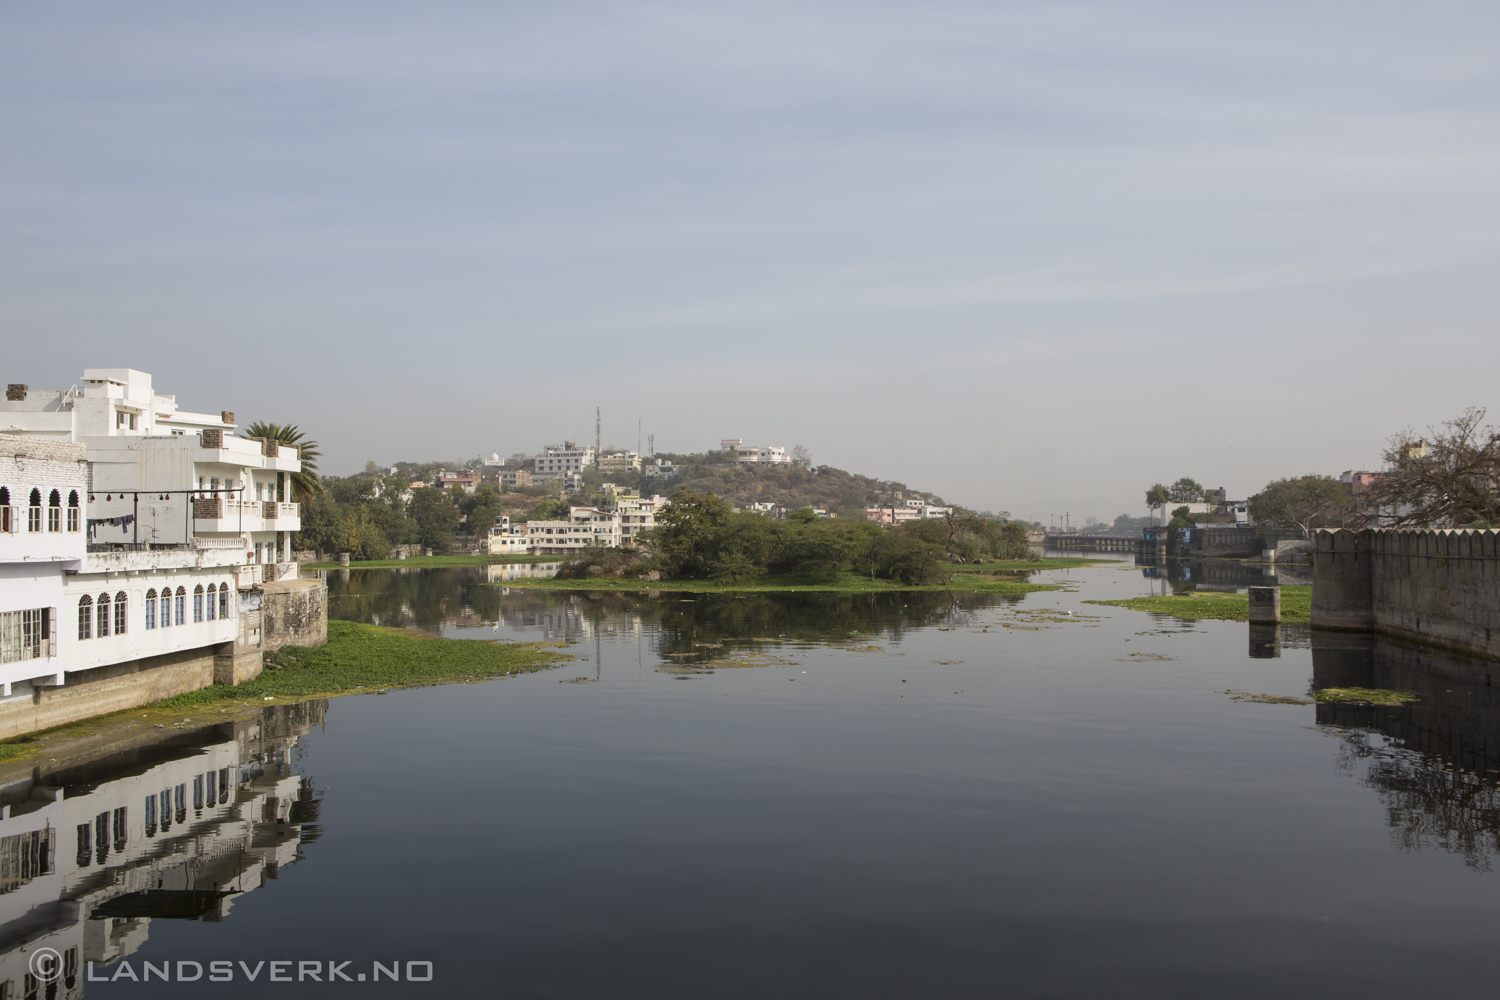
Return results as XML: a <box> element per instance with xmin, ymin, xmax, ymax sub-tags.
<box><xmin>194</xmin><ymin>585</ymin><xmax>204</xmax><ymax>622</ymax></box>
<box><xmin>96</xmin><ymin>593</ymin><xmax>110</xmax><ymax>638</ymax></box>
<box><xmin>114</xmin><ymin>592</ymin><xmax>127</xmax><ymax>635</ymax></box>
<box><xmin>144</xmin><ymin>589</ymin><xmax>157</xmax><ymax>629</ymax></box>
<box><xmin>175</xmin><ymin>587</ymin><xmax>186</xmax><ymax>626</ymax></box>
<box><xmin>77</xmin><ymin>596</ymin><xmax>93</xmax><ymax>641</ymax></box>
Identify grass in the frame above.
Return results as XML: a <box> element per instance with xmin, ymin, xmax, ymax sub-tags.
<box><xmin>494</xmin><ymin>570</ymin><xmax>1064</xmax><ymax>595</ymax></box>
<box><xmin>151</xmin><ymin>620</ymin><xmax>568</xmax><ymax>710</ymax></box>
<box><xmin>1314</xmin><ymin>687</ymin><xmax>1419</xmax><ymax>706</ymax></box>
<box><xmin>1084</xmin><ymin>585</ymin><xmax>1312</xmax><ymax>622</ymax></box>
<box><xmin>306</xmin><ymin>553</ymin><xmax>560</xmax><ymax>570</ymax></box>
<box><xmin>0</xmin><ymin>621</ymin><xmax>569</xmax><ymax>762</ymax></box>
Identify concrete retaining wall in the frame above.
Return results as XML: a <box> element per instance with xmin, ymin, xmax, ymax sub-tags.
<box><xmin>260</xmin><ymin>578</ymin><xmax>328</xmax><ymax>653</ymax></box>
<box><xmin>0</xmin><ymin>644</ymin><xmax>221</xmax><ymax>741</ymax></box>
<box><xmin>1312</xmin><ymin>528</ymin><xmax>1500</xmax><ymax>657</ymax></box>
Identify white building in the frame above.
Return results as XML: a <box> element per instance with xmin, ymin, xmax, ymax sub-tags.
<box><xmin>720</xmin><ymin>438</ymin><xmax>790</xmax><ymax>464</ymax></box>
<box><xmin>0</xmin><ymin>370</ymin><xmax>314</xmax><ymax>738</ymax></box>
<box><xmin>487</xmin><ymin>503</ymin><xmax>658</xmax><ymax>555</ymax></box>
<box><xmin>533</xmin><ymin>443</ymin><xmax>596</xmax><ymax>480</ymax></box>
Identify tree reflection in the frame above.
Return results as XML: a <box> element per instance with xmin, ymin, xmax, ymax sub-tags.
<box><xmin>1315</xmin><ymin>633</ymin><xmax>1500</xmax><ymax>870</ymax></box>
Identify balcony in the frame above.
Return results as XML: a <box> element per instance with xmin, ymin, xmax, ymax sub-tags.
<box><xmin>83</xmin><ymin>537</ymin><xmax>247</xmax><ymax>572</ymax></box>
<box><xmin>191</xmin><ymin>499</ymin><xmax>300</xmax><ymax>534</ymax></box>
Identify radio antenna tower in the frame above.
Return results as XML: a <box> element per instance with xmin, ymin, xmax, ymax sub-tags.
<box><xmin>648</xmin><ymin>434</ymin><xmax>654</xmax><ymax>458</ymax></box>
<box><xmin>595</xmin><ymin>407</ymin><xmax>601</xmax><ymax>459</ymax></box>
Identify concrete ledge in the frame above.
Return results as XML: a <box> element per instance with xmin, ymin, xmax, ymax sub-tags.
<box><xmin>260</xmin><ymin>578</ymin><xmax>327</xmax><ymax>653</ymax></box>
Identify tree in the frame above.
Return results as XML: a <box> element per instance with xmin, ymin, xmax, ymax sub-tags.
<box><xmin>525</xmin><ymin>498</ymin><xmax>571</xmax><ymax>522</ymax></box>
<box><xmin>245</xmin><ymin>422</ymin><xmax>326</xmax><ymax>500</ymax></box>
<box><xmin>1247</xmin><ymin>475</ymin><xmax>1352</xmax><ymax>538</ymax></box>
<box><xmin>407</xmin><ymin>487</ymin><xmax>460</xmax><ymax>551</ymax></box>
<box><xmin>1367</xmin><ymin>408</ymin><xmax>1500</xmax><ymax>527</ymax></box>
<box><xmin>1167</xmin><ymin>477</ymin><xmax>1206</xmax><ymax>503</ymax></box>
<box><xmin>647</xmin><ymin>488</ymin><xmax>733</xmax><ymax>577</ymax></box>
<box><xmin>791</xmin><ymin>445</ymin><xmax>811</xmax><ymax>469</ymax></box>
<box><xmin>1145</xmin><ymin>484</ymin><xmax>1170</xmax><ymax>524</ymax></box>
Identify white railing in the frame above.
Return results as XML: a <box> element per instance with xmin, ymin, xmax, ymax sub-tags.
<box><xmin>193</xmin><ymin>536</ymin><xmax>246</xmax><ymax>550</ymax></box>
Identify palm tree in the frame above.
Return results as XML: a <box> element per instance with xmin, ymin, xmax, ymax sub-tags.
<box><xmin>245</xmin><ymin>421</ymin><xmax>326</xmax><ymax>499</ymax></box>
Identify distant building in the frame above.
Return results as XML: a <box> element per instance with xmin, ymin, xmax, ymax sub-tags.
<box><xmin>720</xmin><ymin>438</ymin><xmax>791</xmax><ymax>464</ymax></box>
<box><xmin>435</xmin><ymin>472</ymin><xmax>480</xmax><ymax>494</ymax></box>
<box><xmin>599</xmin><ymin>451</ymin><xmax>641</xmax><ymax>473</ymax></box>
<box><xmin>534</xmin><ymin>443</ymin><xmax>596</xmax><ymax>479</ymax></box>
<box><xmin>866</xmin><ymin>506</ymin><xmax>922</xmax><ymax>526</ymax></box>
<box><xmin>495</xmin><ymin>468</ymin><xmax>533</xmax><ymax>489</ymax></box>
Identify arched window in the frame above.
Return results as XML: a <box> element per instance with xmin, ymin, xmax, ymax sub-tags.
<box><xmin>97</xmin><ymin>593</ymin><xmax>111</xmax><ymax>637</ymax></box>
<box><xmin>46</xmin><ymin>490</ymin><xmax>61</xmax><ymax>532</ymax></box>
<box><xmin>78</xmin><ymin>595</ymin><xmax>93</xmax><ymax>640</ymax></box>
<box><xmin>144</xmin><ymin>589</ymin><xmax>157</xmax><ymax>630</ymax></box>
<box><xmin>159</xmin><ymin>790</ymin><xmax>171</xmax><ymax>833</ymax></box>
<box><xmin>219</xmin><ymin>583</ymin><xmax>231</xmax><ymax>620</ymax></box>
<box><xmin>158</xmin><ymin>588</ymin><xmax>171</xmax><ymax>628</ymax></box>
<box><xmin>205</xmin><ymin>583</ymin><xmax>217</xmax><ymax>621</ymax></box>
<box><xmin>67</xmin><ymin>490</ymin><xmax>80</xmax><ymax>532</ymax></box>
<box><xmin>114</xmin><ymin>592</ymin><xmax>128</xmax><ymax>635</ymax></box>
<box><xmin>174</xmin><ymin>586</ymin><xmax>186</xmax><ymax>626</ymax></box>
<box><xmin>28</xmin><ymin>489</ymin><xmax>41</xmax><ymax>533</ymax></box>
<box><xmin>193</xmin><ymin>584</ymin><xmax>205</xmax><ymax>622</ymax></box>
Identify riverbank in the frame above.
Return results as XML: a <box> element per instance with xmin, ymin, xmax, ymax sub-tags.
<box><xmin>495</xmin><ymin>570</ymin><xmax>1070</xmax><ymax>595</ymax></box>
<box><xmin>306</xmin><ymin>553</ymin><xmax>560</xmax><ymax>570</ymax></box>
<box><xmin>0</xmin><ymin>621</ymin><xmax>568</xmax><ymax>764</ymax></box>
<box><xmin>1085</xmin><ymin>585</ymin><xmax>1313</xmax><ymax>622</ymax></box>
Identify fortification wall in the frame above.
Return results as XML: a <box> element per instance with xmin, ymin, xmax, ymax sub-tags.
<box><xmin>1312</xmin><ymin>529</ymin><xmax>1500</xmax><ymax>657</ymax></box>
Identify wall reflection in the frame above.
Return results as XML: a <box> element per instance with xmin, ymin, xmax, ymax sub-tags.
<box><xmin>1313</xmin><ymin>634</ymin><xmax>1500</xmax><ymax>870</ymax></box>
<box><xmin>0</xmin><ymin>702</ymin><xmax>326</xmax><ymax>993</ymax></box>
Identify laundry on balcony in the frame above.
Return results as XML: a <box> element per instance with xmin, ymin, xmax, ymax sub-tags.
<box><xmin>87</xmin><ymin>514</ymin><xmax>135</xmax><ymax>539</ymax></box>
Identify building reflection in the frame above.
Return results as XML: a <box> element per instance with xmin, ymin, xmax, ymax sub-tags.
<box><xmin>1313</xmin><ymin>634</ymin><xmax>1500</xmax><ymax>870</ymax></box>
<box><xmin>0</xmin><ymin>702</ymin><xmax>326</xmax><ymax>995</ymax></box>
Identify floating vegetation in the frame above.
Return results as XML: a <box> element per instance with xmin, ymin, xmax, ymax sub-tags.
<box><xmin>1315</xmin><ymin>687</ymin><xmax>1420</xmax><ymax>706</ymax></box>
<box><xmin>1086</xmin><ymin>586</ymin><xmax>1312</xmax><ymax>623</ymax></box>
<box><xmin>1223</xmin><ymin>689</ymin><xmax>1313</xmax><ymax>705</ymax></box>
<box><xmin>1116</xmin><ymin>652</ymin><xmax>1175</xmax><ymax>662</ymax></box>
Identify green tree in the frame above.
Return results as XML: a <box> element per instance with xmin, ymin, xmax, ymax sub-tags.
<box><xmin>525</xmin><ymin>498</ymin><xmax>572</xmax><ymax>522</ymax></box>
<box><xmin>408</xmin><ymin>487</ymin><xmax>460</xmax><ymax>551</ymax></box>
<box><xmin>1248</xmin><ymin>475</ymin><xmax>1352</xmax><ymax>538</ymax></box>
<box><xmin>1167</xmin><ymin>477</ymin><xmax>1205</xmax><ymax>503</ymax></box>
<box><xmin>245</xmin><ymin>422</ymin><xmax>325</xmax><ymax>499</ymax></box>
<box><xmin>1145</xmin><ymin>483</ymin><xmax>1170</xmax><ymax>524</ymax></box>
<box><xmin>647</xmin><ymin>488</ymin><xmax>733</xmax><ymax>577</ymax></box>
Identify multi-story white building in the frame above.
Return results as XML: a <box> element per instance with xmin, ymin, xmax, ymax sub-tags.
<box><xmin>720</xmin><ymin>438</ymin><xmax>791</xmax><ymax>464</ymax></box>
<box><xmin>0</xmin><ymin>370</ymin><xmax>319</xmax><ymax>739</ymax></box>
<box><xmin>532</xmin><ymin>443</ymin><xmax>596</xmax><ymax>480</ymax></box>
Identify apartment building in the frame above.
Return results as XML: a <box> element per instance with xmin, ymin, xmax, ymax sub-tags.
<box><xmin>598</xmin><ymin>451</ymin><xmax>641</xmax><ymax>473</ymax></box>
<box><xmin>533</xmin><ymin>443</ymin><xmax>596</xmax><ymax>479</ymax></box>
<box><xmin>0</xmin><ymin>370</ymin><xmax>321</xmax><ymax>738</ymax></box>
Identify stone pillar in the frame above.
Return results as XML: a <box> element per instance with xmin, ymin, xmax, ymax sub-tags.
<box><xmin>1310</xmin><ymin>529</ymin><xmax>1375</xmax><ymax>629</ymax></box>
<box><xmin>1248</xmin><ymin>586</ymin><xmax>1280</xmax><ymax>623</ymax></box>
<box><xmin>338</xmin><ymin>552</ymin><xmax>350</xmax><ymax>567</ymax></box>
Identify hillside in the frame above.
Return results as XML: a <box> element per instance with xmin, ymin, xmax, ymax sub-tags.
<box><xmin>653</xmin><ymin>463</ymin><xmax>944</xmax><ymax>517</ymax></box>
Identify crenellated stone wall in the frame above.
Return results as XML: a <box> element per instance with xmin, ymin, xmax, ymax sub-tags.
<box><xmin>1312</xmin><ymin>528</ymin><xmax>1500</xmax><ymax>658</ymax></box>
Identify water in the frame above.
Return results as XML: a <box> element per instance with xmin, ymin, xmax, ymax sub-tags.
<box><xmin>9</xmin><ymin>558</ymin><xmax>1500</xmax><ymax>997</ymax></box>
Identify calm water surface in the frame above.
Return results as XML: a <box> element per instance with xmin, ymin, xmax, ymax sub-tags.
<box><xmin>12</xmin><ymin>557</ymin><xmax>1500</xmax><ymax>998</ymax></box>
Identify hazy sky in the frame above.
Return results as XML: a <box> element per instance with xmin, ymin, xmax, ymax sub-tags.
<box><xmin>4</xmin><ymin>1</ymin><xmax>1497</xmax><ymax>522</ymax></box>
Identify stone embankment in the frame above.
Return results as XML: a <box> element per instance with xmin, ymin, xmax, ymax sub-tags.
<box><xmin>1311</xmin><ymin>528</ymin><xmax>1500</xmax><ymax>658</ymax></box>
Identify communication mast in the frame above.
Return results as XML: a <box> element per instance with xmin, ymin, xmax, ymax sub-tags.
<box><xmin>648</xmin><ymin>434</ymin><xmax>654</xmax><ymax>458</ymax></box>
<box><xmin>595</xmin><ymin>407</ymin><xmax>601</xmax><ymax>459</ymax></box>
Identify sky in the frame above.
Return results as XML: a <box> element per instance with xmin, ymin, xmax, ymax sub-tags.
<box><xmin>3</xmin><ymin>0</ymin><xmax>1498</xmax><ymax>523</ymax></box>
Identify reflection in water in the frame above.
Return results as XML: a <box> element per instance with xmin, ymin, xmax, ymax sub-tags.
<box><xmin>1137</xmin><ymin>555</ymin><xmax>1313</xmax><ymax>594</ymax></box>
<box><xmin>328</xmin><ymin>568</ymin><xmax>1024</xmax><ymax>665</ymax></box>
<box><xmin>0</xmin><ymin>703</ymin><xmax>325</xmax><ymax>990</ymax></box>
<box><xmin>1314</xmin><ymin>634</ymin><xmax>1500</xmax><ymax>870</ymax></box>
